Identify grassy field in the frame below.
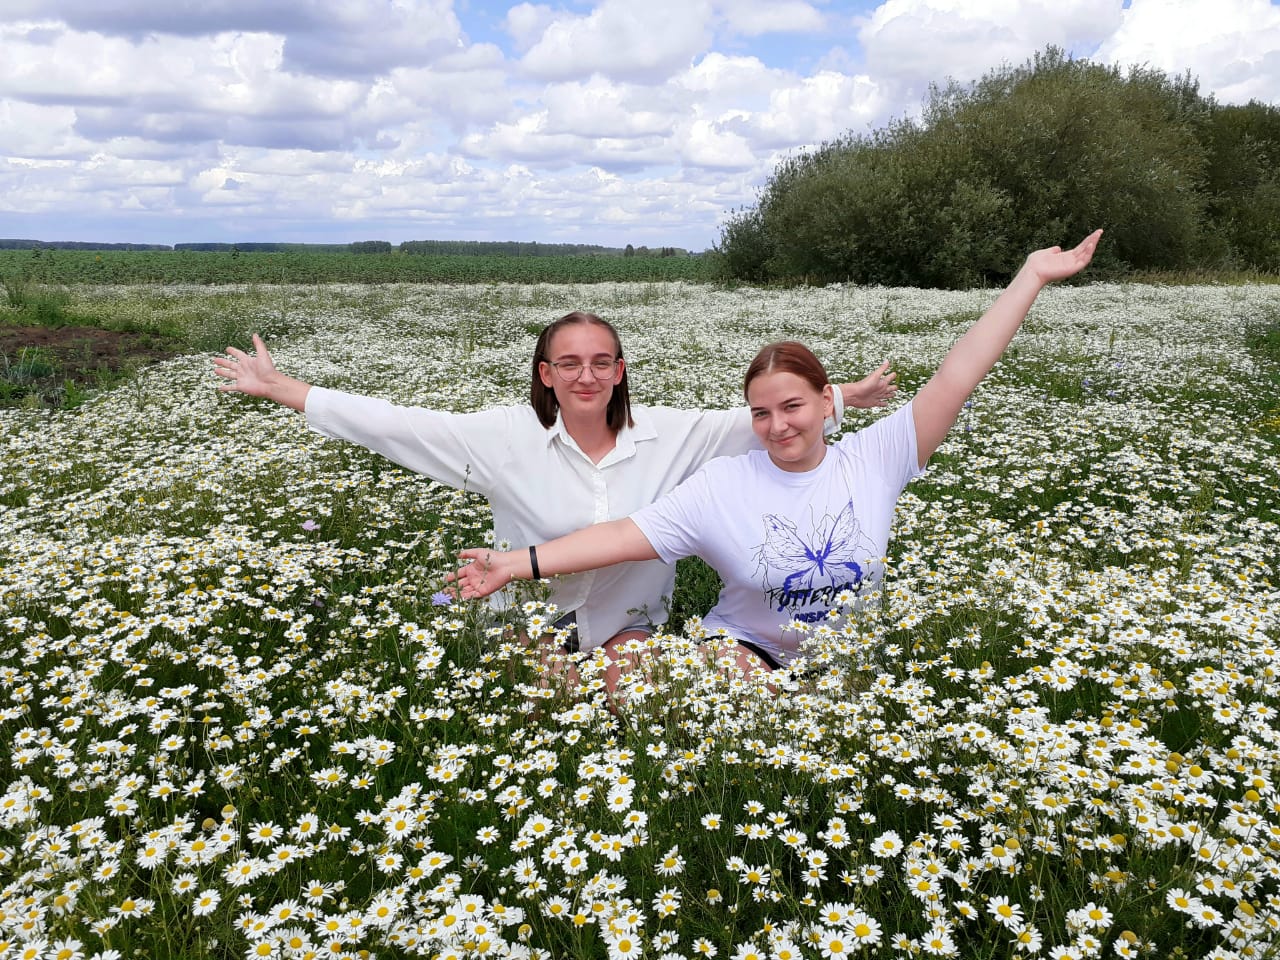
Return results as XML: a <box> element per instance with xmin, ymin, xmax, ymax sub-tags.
<box><xmin>1</xmin><ymin>280</ymin><xmax>1279</xmax><ymax>960</ymax></box>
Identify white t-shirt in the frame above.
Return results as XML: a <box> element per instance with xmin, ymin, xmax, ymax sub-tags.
<box><xmin>632</xmin><ymin>401</ymin><xmax>925</xmax><ymax>666</ymax></box>
<box><xmin>304</xmin><ymin>387</ymin><xmax>765</xmax><ymax>649</ymax></box>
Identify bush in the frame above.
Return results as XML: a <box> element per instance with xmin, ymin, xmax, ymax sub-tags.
<box><xmin>1199</xmin><ymin>100</ymin><xmax>1280</xmax><ymax>270</ymax></box>
<box><xmin>718</xmin><ymin>46</ymin><xmax>1229</xmax><ymax>286</ymax></box>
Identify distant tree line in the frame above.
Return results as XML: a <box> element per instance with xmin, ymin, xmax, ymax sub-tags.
<box><xmin>2</xmin><ymin>239</ymin><xmax>696</xmax><ymax>257</ymax></box>
<box><xmin>716</xmin><ymin>47</ymin><xmax>1280</xmax><ymax>286</ymax></box>
<box><xmin>0</xmin><ymin>240</ymin><xmax>171</xmax><ymax>251</ymax></box>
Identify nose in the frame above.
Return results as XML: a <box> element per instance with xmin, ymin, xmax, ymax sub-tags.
<box><xmin>574</xmin><ymin>364</ymin><xmax>595</xmax><ymax>382</ymax></box>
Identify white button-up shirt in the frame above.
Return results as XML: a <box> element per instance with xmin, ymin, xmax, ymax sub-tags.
<box><xmin>305</xmin><ymin>387</ymin><xmax>767</xmax><ymax>649</ymax></box>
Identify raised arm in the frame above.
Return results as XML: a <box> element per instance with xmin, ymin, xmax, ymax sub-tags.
<box><xmin>449</xmin><ymin>519</ymin><xmax>658</xmax><ymax>599</ymax></box>
<box><xmin>213</xmin><ymin>333</ymin><xmax>311</xmax><ymax>411</ymax></box>
<box><xmin>912</xmin><ymin>229</ymin><xmax>1102</xmax><ymax>466</ymax></box>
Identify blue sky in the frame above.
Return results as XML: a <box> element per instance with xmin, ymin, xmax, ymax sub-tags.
<box><xmin>1</xmin><ymin>0</ymin><xmax>1276</xmax><ymax>250</ymax></box>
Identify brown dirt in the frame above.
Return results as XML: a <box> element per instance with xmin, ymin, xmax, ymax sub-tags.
<box><xmin>0</xmin><ymin>325</ymin><xmax>182</xmax><ymax>406</ymax></box>
<box><xmin>0</xmin><ymin>325</ymin><xmax>180</xmax><ymax>383</ymax></box>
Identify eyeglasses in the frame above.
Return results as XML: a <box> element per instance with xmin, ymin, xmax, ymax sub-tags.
<box><xmin>546</xmin><ymin>358</ymin><xmax>620</xmax><ymax>380</ymax></box>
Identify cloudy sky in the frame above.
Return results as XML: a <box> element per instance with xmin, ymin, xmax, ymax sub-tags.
<box><xmin>2</xmin><ymin>0</ymin><xmax>1278</xmax><ymax>250</ymax></box>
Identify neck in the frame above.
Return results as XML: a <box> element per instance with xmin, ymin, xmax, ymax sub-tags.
<box><xmin>561</xmin><ymin>408</ymin><xmax>617</xmax><ymax>460</ymax></box>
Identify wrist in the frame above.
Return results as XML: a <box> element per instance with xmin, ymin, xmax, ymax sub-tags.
<box><xmin>1014</xmin><ymin>261</ymin><xmax>1050</xmax><ymax>292</ymax></box>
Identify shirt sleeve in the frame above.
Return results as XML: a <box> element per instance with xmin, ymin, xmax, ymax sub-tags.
<box><xmin>840</xmin><ymin>400</ymin><xmax>926</xmax><ymax>493</ymax></box>
<box><xmin>630</xmin><ymin>463</ymin><xmax>719</xmax><ymax>564</ymax></box>
<box><xmin>304</xmin><ymin>386</ymin><xmax>516</xmax><ymax>497</ymax></box>
<box><xmin>652</xmin><ymin>406</ymin><xmax>758</xmax><ymax>462</ymax></box>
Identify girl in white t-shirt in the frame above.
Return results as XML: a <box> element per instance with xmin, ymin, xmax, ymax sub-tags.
<box><xmin>450</xmin><ymin>231</ymin><xmax>1103</xmax><ymax>674</ymax></box>
<box><xmin>213</xmin><ymin>311</ymin><xmax>897</xmax><ymax>672</ymax></box>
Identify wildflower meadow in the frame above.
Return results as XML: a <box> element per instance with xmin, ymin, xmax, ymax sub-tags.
<box><xmin>1</xmin><ymin>279</ymin><xmax>1278</xmax><ymax>960</ymax></box>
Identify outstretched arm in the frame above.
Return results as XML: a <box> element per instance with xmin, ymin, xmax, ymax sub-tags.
<box><xmin>448</xmin><ymin>519</ymin><xmax>659</xmax><ymax>599</ymax></box>
<box><xmin>213</xmin><ymin>333</ymin><xmax>312</xmax><ymax>411</ymax></box>
<box><xmin>912</xmin><ymin>229</ymin><xmax>1102</xmax><ymax>467</ymax></box>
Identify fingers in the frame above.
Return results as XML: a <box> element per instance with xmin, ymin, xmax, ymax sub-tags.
<box><xmin>1076</xmin><ymin>229</ymin><xmax>1103</xmax><ymax>254</ymax></box>
<box><xmin>212</xmin><ymin>355</ymin><xmax>241</xmax><ymax>391</ymax></box>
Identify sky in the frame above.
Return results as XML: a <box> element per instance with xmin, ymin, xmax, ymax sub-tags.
<box><xmin>2</xmin><ymin>0</ymin><xmax>1279</xmax><ymax>251</ymax></box>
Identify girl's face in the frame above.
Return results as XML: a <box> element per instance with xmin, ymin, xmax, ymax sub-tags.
<box><xmin>539</xmin><ymin>323</ymin><xmax>625</xmax><ymax>423</ymax></box>
<box><xmin>747</xmin><ymin>370</ymin><xmax>833</xmax><ymax>472</ymax></box>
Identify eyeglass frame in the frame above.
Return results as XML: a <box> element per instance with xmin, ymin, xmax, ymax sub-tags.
<box><xmin>544</xmin><ymin>357</ymin><xmax>622</xmax><ymax>381</ymax></box>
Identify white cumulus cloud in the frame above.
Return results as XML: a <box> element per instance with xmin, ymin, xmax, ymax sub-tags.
<box><xmin>518</xmin><ymin>0</ymin><xmax>716</xmax><ymax>83</ymax></box>
<box><xmin>1094</xmin><ymin>0</ymin><xmax>1280</xmax><ymax>104</ymax></box>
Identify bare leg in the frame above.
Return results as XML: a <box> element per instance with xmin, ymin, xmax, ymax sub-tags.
<box><xmin>694</xmin><ymin>638</ymin><xmax>777</xmax><ymax>694</ymax></box>
<box><xmin>598</xmin><ymin>629</ymin><xmax>655</xmax><ymax>696</ymax></box>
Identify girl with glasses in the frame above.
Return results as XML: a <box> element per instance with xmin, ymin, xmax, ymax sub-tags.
<box><xmin>449</xmin><ymin>232</ymin><xmax>1102</xmax><ymax>677</ymax></box>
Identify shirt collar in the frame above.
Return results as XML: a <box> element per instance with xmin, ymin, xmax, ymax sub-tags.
<box><xmin>545</xmin><ymin>405</ymin><xmax>658</xmax><ymax>464</ymax></box>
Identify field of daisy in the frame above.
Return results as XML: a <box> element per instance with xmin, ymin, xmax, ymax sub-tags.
<box><xmin>1</xmin><ymin>279</ymin><xmax>1279</xmax><ymax>960</ymax></box>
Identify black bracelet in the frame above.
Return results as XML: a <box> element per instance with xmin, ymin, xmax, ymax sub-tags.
<box><xmin>529</xmin><ymin>545</ymin><xmax>541</xmax><ymax>580</ymax></box>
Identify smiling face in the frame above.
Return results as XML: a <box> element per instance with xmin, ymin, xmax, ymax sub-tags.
<box><xmin>538</xmin><ymin>321</ymin><xmax>625</xmax><ymax>424</ymax></box>
<box><xmin>747</xmin><ymin>370</ymin><xmax>833</xmax><ymax>473</ymax></box>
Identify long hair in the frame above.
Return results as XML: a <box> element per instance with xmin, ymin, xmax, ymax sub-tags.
<box><xmin>530</xmin><ymin>311</ymin><xmax>634</xmax><ymax>431</ymax></box>
<box><xmin>743</xmin><ymin>340</ymin><xmax>831</xmax><ymax>399</ymax></box>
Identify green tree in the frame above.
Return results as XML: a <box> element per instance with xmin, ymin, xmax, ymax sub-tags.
<box><xmin>1199</xmin><ymin>100</ymin><xmax>1280</xmax><ymax>269</ymax></box>
<box><xmin>718</xmin><ymin>46</ymin><xmax>1216</xmax><ymax>286</ymax></box>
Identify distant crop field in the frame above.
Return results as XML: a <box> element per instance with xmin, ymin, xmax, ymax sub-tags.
<box><xmin>0</xmin><ymin>249</ymin><xmax>718</xmax><ymax>285</ymax></box>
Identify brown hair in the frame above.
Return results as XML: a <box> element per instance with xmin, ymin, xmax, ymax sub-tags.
<box><xmin>743</xmin><ymin>340</ymin><xmax>830</xmax><ymax>399</ymax></box>
<box><xmin>530</xmin><ymin>311</ymin><xmax>634</xmax><ymax>431</ymax></box>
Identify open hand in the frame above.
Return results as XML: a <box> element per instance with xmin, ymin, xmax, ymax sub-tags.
<box><xmin>213</xmin><ymin>333</ymin><xmax>278</xmax><ymax>398</ymax></box>
<box><xmin>446</xmin><ymin>548</ymin><xmax>515</xmax><ymax>599</ymax></box>
<box><xmin>1024</xmin><ymin>229</ymin><xmax>1103</xmax><ymax>285</ymax></box>
<box><xmin>850</xmin><ymin>360</ymin><xmax>898</xmax><ymax>408</ymax></box>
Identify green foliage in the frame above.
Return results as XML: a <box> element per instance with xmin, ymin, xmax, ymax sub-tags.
<box><xmin>665</xmin><ymin>557</ymin><xmax>723</xmax><ymax>629</ymax></box>
<box><xmin>1198</xmin><ymin>100</ymin><xmax>1280</xmax><ymax>270</ymax></box>
<box><xmin>719</xmin><ymin>46</ymin><xmax>1277</xmax><ymax>287</ymax></box>
<box><xmin>0</xmin><ymin>347</ymin><xmax>60</xmax><ymax>405</ymax></box>
<box><xmin>22</xmin><ymin>289</ymin><xmax>74</xmax><ymax>326</ymax></box>
<box><xmin>3</xmin><ymin>271</ymin><xmax>28</xmax><ymax>307</ymax></box>
<box><xmin>713</xmin><ymin>205</ymin><xmax>772</xmax><ymax>282</ymax></box>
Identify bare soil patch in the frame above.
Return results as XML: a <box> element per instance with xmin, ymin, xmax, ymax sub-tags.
<box><xmin>0</xmin><ymin>324</ymin><xmax>181</xmax><ymax>405</ymax></box>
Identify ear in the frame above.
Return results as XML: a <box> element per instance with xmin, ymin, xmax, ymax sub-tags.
<box><xmin>823</xmin><ymin>383</ymin><xmax>835</xmax><ymax>417</ymax></box>
<box><xmin>613</xmin><ymin>357</ymin><xmax>626</xmax><ymax>384</ymax></box>
<box><xmin>538</xmin><ymin>360</ymin><xmax>555</xmax><ymax>388</ymax></box>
